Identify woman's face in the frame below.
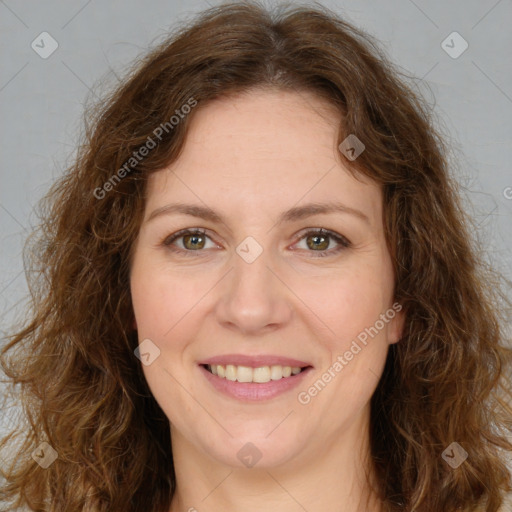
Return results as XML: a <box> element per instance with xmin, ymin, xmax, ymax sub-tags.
<box><xmin>130</xmin><ymin>88</ymin><xmax>404</xmax><ymax>470</ymax></box>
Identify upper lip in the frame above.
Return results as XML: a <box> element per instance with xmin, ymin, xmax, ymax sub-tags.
<box><xmin>198</xmin><ymin>354</ymin><xmax>312</xmax><ymax>368</ymax></box>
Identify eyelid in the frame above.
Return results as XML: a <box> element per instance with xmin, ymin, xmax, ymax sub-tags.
<box><xmin>290</xmin><ymin>227</ymin><xmax>351</xmax><ymax>256</ymax></box>
<box><xmin>162</xmin><ymin>228</ymin><xmax>218</xmax><ymax>249</ymax></box>
<box><xmin>293</xmin><ymin>227</ymin><xmax>351</xmax><ymax>246</ymax></box>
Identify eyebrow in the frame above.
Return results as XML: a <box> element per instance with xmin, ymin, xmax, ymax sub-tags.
<box><xmin>146</xmin><ymin>201</ymin><xmax>370</xmax><ymax>226</ymax></box>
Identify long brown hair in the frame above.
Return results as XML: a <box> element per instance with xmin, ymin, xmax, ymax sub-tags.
<box><xmin>1</xmin><ymin>2</ymin><xmax>511</xmax><ymax>511</ymax></box>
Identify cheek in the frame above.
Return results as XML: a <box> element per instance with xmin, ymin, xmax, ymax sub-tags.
<box><xmin>292</xmin><ymin>257</ymin><xmax>393</xmax><ymax>408</ymax></box>
<box><xmin>130</xmin><ymin>257</ymin><xmax>200</xmax><ymax>338</ymax></box>
<box><xmin>130</xmin><ymin>257</ymin><xmax>216</xmax><ymax>382</ymax></box>
<box><xmin>290</xmin><ymin>258</ymin><xmax>392</xmax><ymax>346</ymax></box>
<box><xmin>130</xmin><ymin>263</ymin><xmax>201</xmax><ymax>424</ymax></box>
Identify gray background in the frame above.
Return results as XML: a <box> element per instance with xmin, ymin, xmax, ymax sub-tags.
<box><xmin>1</xmin><ymin>0</ymin><xmax>511</xmax><ymax>479</ymax></box>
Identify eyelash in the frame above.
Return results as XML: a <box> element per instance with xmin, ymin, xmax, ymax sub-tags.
<box><xmin>161</xmin><ymin>228</ymin><xmax>351</xmax><ymax>258</ymax></box>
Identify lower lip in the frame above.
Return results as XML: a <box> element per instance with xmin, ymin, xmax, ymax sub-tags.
<box><xmin>199</xmin><ymin>365</ymin><xmax>313</xmax><ymax>402</ymax></box>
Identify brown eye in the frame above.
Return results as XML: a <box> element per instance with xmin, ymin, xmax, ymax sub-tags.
<box><xmin>305</xmin><ymin>232</ymin><xmax>330</xmax><ymax>251</ymax></box>
<box><xmin>163</xmin><ymin>228</ymin><xmax>214</xmax><ymax>255</ymax></box>
<box><xmin>295</xmin><ymin>228</ymin><xmax>351</xmax><ymax>258</ymax></box>
<box><xmin>182</xmin><ymin>232</ymin><xmax>206</xmax><ymax>250</ymax></box>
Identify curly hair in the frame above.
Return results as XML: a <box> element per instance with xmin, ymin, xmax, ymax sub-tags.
<box><xmin>1</xmin><ymin>1</ymin><xmax>511</xmax><ymax>511</ymax></box>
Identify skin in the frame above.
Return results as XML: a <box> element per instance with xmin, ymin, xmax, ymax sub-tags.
<box><xmin>130</xmin><ymin>88</ymin><xmax>404</xmax><ymax>512</ymax></box>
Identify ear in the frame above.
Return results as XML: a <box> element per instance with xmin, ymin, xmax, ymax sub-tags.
<box><xmin>388</xmin><ymin>303</ymin><xmax>405</xmax><ymax>345</ymax></box>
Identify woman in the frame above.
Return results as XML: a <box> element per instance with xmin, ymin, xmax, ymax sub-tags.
<box><xmin>1</xmin><ymin>2</ymin><xmax>511</xmax><ymax>511</ymax></box>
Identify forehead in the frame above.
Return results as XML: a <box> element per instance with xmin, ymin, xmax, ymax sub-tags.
<box><xmin>180</xmin><ymin>88</ymin><xmax>342</xmax><ymax>169</ymax></box>
<box><xmin>145</xmin><ymin>89</ymin><xmax>382</xmax><ymax>228</ymax></box>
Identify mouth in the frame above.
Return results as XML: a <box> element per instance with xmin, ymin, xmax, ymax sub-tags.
<box><xmin>197</xmin><ymin>353</ymin><xmax>314</xmax><ymax>401</ymax></box>
<box><xmin>201</xmin><ymin>363</ymin><xmax>311</xmax><ymax>383</ymax></box>
<box><xmin>198</xmin><ymin>358</ymin><xmax>313</xmax><ymax>401</ymax></box>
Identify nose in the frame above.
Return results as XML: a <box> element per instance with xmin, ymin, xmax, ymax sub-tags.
<box><xmin>215</xmin><ymin>245</ymin><xmax>293</xmax><ymax>336</ymax></box>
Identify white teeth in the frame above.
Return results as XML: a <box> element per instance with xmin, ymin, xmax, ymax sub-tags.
<box><xmin>225</xmin><ymin>364</ymin><xmax>237</xmax><ymax>381</ymax></box>
<box><xmin>236</xmin><ymin>365</ymin><xmax>253</xmax><ymax>383</ymax></box>
<box><xmin>207</xmin><ymin>364</ymin><xmax>303</xmax><ymax>383</ymax></box>
<box><xmin>270</xmin><ymin>365</ymin><xmax>282</xmax><ymax>380</ymax></box>
<box><xmin>253</xmin><ymin>366</ymin><xmax>270</xmax><ymax>383</ymax></box>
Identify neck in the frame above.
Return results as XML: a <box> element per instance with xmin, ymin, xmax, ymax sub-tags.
<box><xmin>167</xmin><ymin>405</ymin><xmax>382</xmax><ymax>512</ymax></box>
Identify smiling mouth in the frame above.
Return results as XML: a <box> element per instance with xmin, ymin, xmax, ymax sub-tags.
<box><xmin>202</xmin><ymin>363</ymin><xmax>310</xmax><ymax>383</ymax></box>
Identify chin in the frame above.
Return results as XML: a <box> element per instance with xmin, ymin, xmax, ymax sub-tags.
<box><xmin>204</xmin><ymin>431</ymin><xmax>304</xmax><ymax>470</ymax></box>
